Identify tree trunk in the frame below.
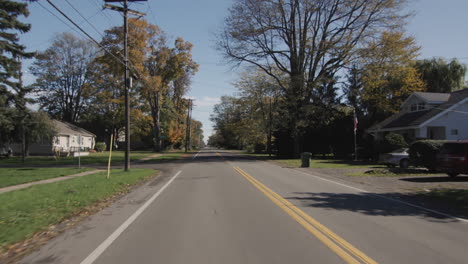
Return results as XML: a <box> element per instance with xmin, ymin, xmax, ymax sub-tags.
<box><xmin>287</xmin><ymin>73</ymin><xmax>305</xmax><ymax>158</ymax></box>
<box><xmin>21</xmin><ymin>122</ymin><xmax>26</xmax><ymax>162</ymax></box>
<box><xmin>292</xmin><ymin>135</ymin><xmax>302</xmax><ymax>159</ymax></box>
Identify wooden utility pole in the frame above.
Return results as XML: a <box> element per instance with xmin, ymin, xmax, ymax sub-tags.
<box><xmin>268</xmin><ymin>97</ymin><xmax>273</xmax><ymax>157</ymax></box>
<box><xmin>104</xmin><ymin>0</ymin><xmax>146</xmax><ymax>171</ymax></box>
<box><xmin>354</xmin><ymin>108</ymin><xmax>358</xmax><ymax>161</ymax></box>
<box><xmin>185</xmin><ymin>99</ymin><xmax>192</xmax><ymax>152</ymax></box>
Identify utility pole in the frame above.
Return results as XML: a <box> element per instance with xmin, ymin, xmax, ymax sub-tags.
<box><xmin>189</xmin><ymin>100</ymin><xmax>193</xmax><ymax>150</ymax></box>
<box><xmin>185</xmin><ymin>99</ymin><xmax>192</xmax><ymax>152</ymax></box>
<box><xmin>353</xmin><ymin>108</ymin><xmax>358</xmax><ymax>161</ymax></box>
<box><xmin>268</xmin><ymin>97</ymin><xmax>272</xmax><ymax>157</ymax></box>
<box><xmin>104</xmin><ymin>0</ymin><xmax>146</xmax><ymax>171</ymax></box>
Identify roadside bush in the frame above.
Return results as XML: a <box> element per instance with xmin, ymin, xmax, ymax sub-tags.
<box><xmin>409</xmin><ymin>140</ymin><xmax>445</xmax><ymax>170</ymax></box>
<box><xmin>95</xmin><ymin>142</ymin><xmax>106</xmax><ymax>152</ymax></box>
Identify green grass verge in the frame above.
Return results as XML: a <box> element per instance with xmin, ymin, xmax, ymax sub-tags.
<box><xmin>417</xmin><ymin>189</ymin><xmax>468</xmax><ymax>210</ymax></box>
<box><xmin>0</xmin><ymin>151</ymin><xmax>155</xmax><ymax>166</ymax></box>
<box><xmin>347</xmin><ymin>168</ymin><xmax>442</xmax><ymax>177</ymax></box>
<box><xmin>0</xmin><ymin>168</ymin><xmax>92</xmax><ymax>188</ymax></box>
<box><xmin>0</xmin><ymin>169</ymin><xmax>156</xmax><ymax>251</ymax></box>
<box><xmin>241</xmin><ymin>152</ymin><xmax>384</xmax><ymax>169</ymax></box>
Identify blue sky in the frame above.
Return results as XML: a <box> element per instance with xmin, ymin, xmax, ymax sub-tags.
<box><xmin>20</xmin><ymin>0</ymin><xmax>468</xmax><ymax>139</ymax></box>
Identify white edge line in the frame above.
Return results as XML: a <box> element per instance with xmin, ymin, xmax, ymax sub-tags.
<box><xmin>294</xmin><ymin>170</ymin><xmax>468</xmax><ymax>223</ymax></box>
<box><xmin>192</xmin><ymin>150</ymin><xmax>201</xmax><ymax>160</ymax></box>
<box><xmin>80</xmin><ymin>170</ymin><xmax>183</xmax><ymax>264</ymax></box>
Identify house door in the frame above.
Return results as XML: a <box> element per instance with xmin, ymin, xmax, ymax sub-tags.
<box><xmin>427</xmin><ymin>127</ymin><xmax>446</xmax><ymax>139</ymax></box>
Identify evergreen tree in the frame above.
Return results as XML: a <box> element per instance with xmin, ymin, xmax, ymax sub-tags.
<box><xmin>343</xmin><ymin>66</ymin><xmax>364</xmax><ymax>116</ymax></box>
<box><xmin>0</xmin><ymin>0</ymin><xmax>33</xmax><ymax>95</ymax></box>
<box><xmin>0</xmin><ymin>0</ymin><xmax>33</xmax><ymax>148</ymax></box>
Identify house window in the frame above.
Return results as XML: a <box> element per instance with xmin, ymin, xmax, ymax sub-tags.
<box><xmin>410</xmin><ymin>103</ymin><xmax>426</xmax><ymax>112</ymax></box>
<box><xmin>451</xmin><ymin>129</ymin><xmax>458</xmax><ymax>135</ymax></box>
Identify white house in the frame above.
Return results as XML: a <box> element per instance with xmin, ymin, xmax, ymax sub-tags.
<box><xmin>10</xmin><ymin>120</ymin><xmax>96</xmax><ymax>156</ymax></box>
<box><xmin>367</xmin><ymin>89</ymin><xmax>468</xmax><ymax>141</ymax></box>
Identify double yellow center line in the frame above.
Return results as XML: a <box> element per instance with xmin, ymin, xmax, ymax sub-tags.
<box><xmin>233</xmin><ymin>166</ymin><xmax>378</xmax><ymax>264</ymax></box>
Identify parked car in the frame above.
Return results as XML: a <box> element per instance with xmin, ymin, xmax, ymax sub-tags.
<box><xmin>379</xmin><ymin>148</ymin><xmax>410</xmax><ymax>168</ymax></box>
<box><xmin>436</xmin><ymin>141</ymin><xmax>468</xmax><ymax>177</ymax></box>
<box><xmin>0</xmin><ymin>145</ymin><xmax>12</xmax><ymax>158</ymax></box>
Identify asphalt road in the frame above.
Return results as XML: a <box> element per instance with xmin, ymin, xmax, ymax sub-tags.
<box><xmin>20</xmin><ymin>149</ymin><xmax>468</xmax><ymax>264</ymax></box>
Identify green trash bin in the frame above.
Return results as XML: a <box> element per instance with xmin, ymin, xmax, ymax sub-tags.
<box><xmin>301</xmin><ymin>152</ymin><xmax>311</xmax><ymax>167</ymax></box>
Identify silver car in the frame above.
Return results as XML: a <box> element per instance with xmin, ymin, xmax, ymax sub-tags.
<box><xmin>379</xmin><ymin>148</ymin><xmax>410</xmax><ymax>168</ymax></box>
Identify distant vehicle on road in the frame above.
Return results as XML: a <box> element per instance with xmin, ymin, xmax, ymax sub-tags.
<box><xmin>436</xmin><ymin>141</ymin><xmax>468</xmax><ymax>177</ymax></box>
<box><xmin>379</xmin><ymin>148</ymin><xmax>410</xmax><ymax>168</ymax></box>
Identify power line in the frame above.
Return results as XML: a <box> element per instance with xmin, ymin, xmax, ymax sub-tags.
<box><xmin>35</xmin><ymin>1</ymin><xmax>87</xmax><ymax>39</ymax></box>
<box><xmin>64</xmin><ymin>0</ymin><xmax>106</xmax><ymax>39</ymax></box>
<box><xmin>44</xmin><ymin>0</ymin><xmax>141</xmax><ymax>79</ymax></box>
<box><xmin>146</xmin><ymin>2</ymin><xmax>158</xmax><ymax>25</ymax></box>
<box><xmin>90</xmin><ymin>0</ymin><xmax>117</xmax><ymax>27</ymax></box>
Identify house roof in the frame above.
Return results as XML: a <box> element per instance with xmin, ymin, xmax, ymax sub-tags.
<box><xmin>413</xmin><ymin>92</ymin><xmax>450</xmax><ymax>103</ymax></box>
<box><xmin>53</xmin><ymin>120</ymin><xmax>96</xmax><ymax>137</ymax></box>
<box><xmin>369</xmin><ymin>89</ymin><xmax>468</xmax><ymax>132</ymax></box>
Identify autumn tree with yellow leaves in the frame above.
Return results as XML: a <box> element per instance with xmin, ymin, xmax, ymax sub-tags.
<box><xmin>84</xmin><ymin>19</ymin><xmax>199</xmax><ymax>151</ymax></box>
<box><xmin>359</xmin><ymin>31</ymin><xmax>425</xmax><ymax>119</ymax></box>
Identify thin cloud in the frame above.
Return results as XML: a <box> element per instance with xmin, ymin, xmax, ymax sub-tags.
<box><xmin>194</xmin><ymin>96</ymin><xmax>220</xmax><ymax>107</ymax></box>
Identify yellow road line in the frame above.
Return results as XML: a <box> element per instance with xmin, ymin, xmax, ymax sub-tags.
<box><xmin>233</xmin><ymin>166</ymin><xmax>378</xmax><ymax>264</ymax></box>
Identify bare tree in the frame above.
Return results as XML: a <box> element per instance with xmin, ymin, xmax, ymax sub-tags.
<box><xmin>30</xmin><ymin>32</ymin><xmax>97</xmax><ymax>123</ymax></box>
<box><xmin>219</xmin><ymin>0</ymin><xmax>409</xmax><ymax>156</ymax></box>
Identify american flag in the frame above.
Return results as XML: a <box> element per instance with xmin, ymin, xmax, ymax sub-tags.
<box><xmin>354</xmin><ymin>113</ymin><xmax>358</xmax><ymax>133</ymax></box>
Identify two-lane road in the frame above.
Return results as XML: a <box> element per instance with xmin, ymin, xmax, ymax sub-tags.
<box><xmin>20</xmin><ymin>149</ymin><xmax>468</xmax><ymax>264</ymax></box>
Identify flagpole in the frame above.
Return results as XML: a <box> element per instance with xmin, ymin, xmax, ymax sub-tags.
<box><xmin>354</xmin><ymin>109</ymin><xmax>358</xmax><ymax>161</ymax></box>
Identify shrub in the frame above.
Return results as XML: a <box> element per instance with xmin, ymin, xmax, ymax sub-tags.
<box><xmin>409</xmin><ymin>140</ymin><xmax>445</xmax><ymax>169</ymax></box>
<box><xmin>95</xmin><ymin>142</ymin><xmax>106</xmax><ymax>152</ymax></box>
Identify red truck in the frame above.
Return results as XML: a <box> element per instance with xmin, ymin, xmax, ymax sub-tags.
<box><xmin>436</xmin><ymin>141</ymin><xmax>468</xmax><ymax>177</ymax></box>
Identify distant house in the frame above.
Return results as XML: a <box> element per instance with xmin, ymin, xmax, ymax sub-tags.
<box><xmin>367</xmin><ymin>89</ymin><xmax>468</xmax><ymax>141</ymax></box>
<box><xmin>10</xmin><ymin>120</ymin><xmax>96</xmax><ymax>156</ymax></box>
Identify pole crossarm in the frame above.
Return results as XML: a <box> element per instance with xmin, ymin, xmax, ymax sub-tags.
<box><xmin>103</xmin><ymin>4</ymin><xmax>146</xmax><ymax>17</ymax></box>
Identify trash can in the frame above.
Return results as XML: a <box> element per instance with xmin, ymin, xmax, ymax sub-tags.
<box><xmin>301</xmin><ymin>152</ymin><xmax>311</xmax><ymax>167</ymax></box>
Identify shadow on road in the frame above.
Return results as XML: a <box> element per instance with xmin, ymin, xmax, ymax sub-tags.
<box><xmin>285</xmin><ymin>191</ymin><xmax>468</xmax><ymax>223</ymax></box>
<box><xmin>140</xmin><ymin>150</ymin><xmax>260</xmax><ymax>165</ymax></box>
<box><xmin>400</xmin><ymin>176</ymin><xmax>468</xmax><ymax>183</ymax></box>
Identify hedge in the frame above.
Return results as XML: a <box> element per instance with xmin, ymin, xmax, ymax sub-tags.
<box><xmin>409</xmin><ymin>140</ymin><xmax>445</xmax><ymax>170</ymax></box>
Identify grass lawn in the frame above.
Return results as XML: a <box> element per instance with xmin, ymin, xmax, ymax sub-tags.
<box><xmin>242</xmin><ymin>152</ymin><xmax>384</xmax><ymax>169</ymax></box>
<box><xmin>0</xmin><ymin>151</ymin><xmax>155</xmax><ymax>167</ymax></box>
<box><xmin>417</xmin><ymin>189</ymin><xmax>468</xmax><ymax>210</ymax></box>
<box><xmin>0</xmin><ymin>169</ymin><xmax>157</xmax><ymax>252</ymax></box>
<box><xmin>347</xmin><ymin>168</ymin><xmax>443</xmax><ymax>177</ymax></box>
<box><xmin>0</xmin><ymin>168</ymin><xmax>92</xmax><ymax>188</ymax></box>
